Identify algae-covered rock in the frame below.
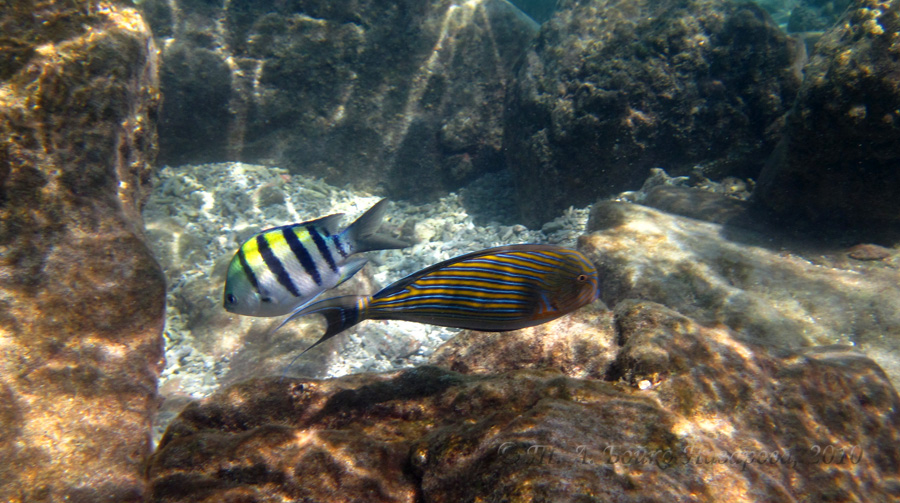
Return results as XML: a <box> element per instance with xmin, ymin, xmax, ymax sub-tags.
<box><xmin>755</xmin><ymin>0</ymin><xmax>900</xmax><ymax>229</ymax></box>
<box><xmin>504</xmin><ymin>0</ymin><xmax>803</xmax><ymax>226</ymax></box>
<box><xmin>0</xmin><ymin>2</ymin><xmax>165</xmax><ymax>501</ymax></box>
<box><xmin>148</xmin><ymin>0</ymin><xmax>538</xmax><ymax>202</ymax></box>
<box><xmin>147</xmin><ymin>302</ymin><xmax>900</xmax><ymax>502</ymax></box>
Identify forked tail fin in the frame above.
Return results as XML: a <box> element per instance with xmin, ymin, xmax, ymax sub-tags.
<box><xmin>279</xmin><ymin>295</ymin><xmax>370</xmax><ymax>377</ymax></box>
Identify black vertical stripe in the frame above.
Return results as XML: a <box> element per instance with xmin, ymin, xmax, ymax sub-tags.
<box><xmin>282</xmin><ymin>227</ymin><xmax>323</xmax><ymax>286</ymax></box>
<box><xmin>257</xmin><ymin>234</ymin><xmax>302</xmax><ymax>296</ymax></box>
<box><xmin>308</xmin><ymin>226</ymin><xmax>339</xmax><ymax>273</ymax></box>
<box><xmin>237</xmin><ymin>248</ymin><xmax>261</xmax><ymax>293</ymax></box>
<box><xmin>333</xmin><ymin>234</ymin><xmax>350</xmax><ymax>259</ymax></box>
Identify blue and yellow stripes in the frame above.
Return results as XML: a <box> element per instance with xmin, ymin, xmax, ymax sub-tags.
<box><xmin>282</xmin><ymin>244</ymin><xmax>601</xmax><ymax>359</ymax></box>
<box><xmin>366</xmin><ymin>246</ymin><xmax>599</xmax><ymax>326</ymax></box>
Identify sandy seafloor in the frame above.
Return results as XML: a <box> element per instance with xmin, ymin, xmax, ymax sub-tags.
<box><xmin>142</xmin><ymin>162</ymin><xmax>591</xmax><ymax>443</ymax></box>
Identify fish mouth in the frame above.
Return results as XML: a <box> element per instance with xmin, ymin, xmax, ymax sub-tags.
<box><xmin>223</xmin><ymin>298</ymin><xmax>246</xmax><ymax>314</ymax></box>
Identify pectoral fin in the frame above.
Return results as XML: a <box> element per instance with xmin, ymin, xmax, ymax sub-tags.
<box><xmin>336</xmin><ymin>257</ymin><xmax>368</xmax><ymax>286</ymax></box>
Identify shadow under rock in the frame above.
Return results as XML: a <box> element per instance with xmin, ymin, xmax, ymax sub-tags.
<box><xmin>642</xmin><ymin>185</ymin><xmax>900</xmax><ymax>252</ymax></box>
<box><xmin>458</xmin><ymin>168</ymin><xmax>525</xmax><ymax>227</ymax></box>
<box><xmin>309</xmin><ymin>365</ymin><xmax>468</xmax><ymax>424</ymax></box>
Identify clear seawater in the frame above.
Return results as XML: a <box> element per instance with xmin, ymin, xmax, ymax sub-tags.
<box><xmin>142</xmin><ymin>0</ymin><xmax>896</xmax><ymax>445</ymax></box>
<box><xmin>3</xmin><ymin>0</ymin><xmax>897</xmax><ymax>500</ymax></box>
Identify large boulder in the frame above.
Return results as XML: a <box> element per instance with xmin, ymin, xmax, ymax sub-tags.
<box><xmin>147</xmin><ymin>301</ymin><xmax>900</xmax><ymax>502</ymax></box>
<box><xmin>755</xmin><ymin>0</ymin><xmax>900</xmax><ymax>230</ymax></box>
<box><xmin>144</xmin><ymin>0</ymin><xmax>538</xmax><ymax>202</ymax></box>
<box><xmin>579</xmin><ymin>197</ymin><xmax>900</xmax><ymax>384</ymax></box>
<box><xmin>504</xmin><ymin>0</ymin><xmax>804</xmax><ymax>226</ymax></box>
<box><xmin>0</xmin><ymin>2</ymin><xmax>166</xmax><ymax>501</ymax></box>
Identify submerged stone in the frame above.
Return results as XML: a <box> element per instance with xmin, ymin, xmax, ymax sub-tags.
<box><xmin>148</xmin><ymin>0</ymin><xmax>539</xmax><ymax>202</ymax></box>
<box><xmin>579</xmin><ymin>200</ymin><xmax>900</xmax><ymax>385</ymax></box>
<box><xmin>147</xmin><ymin>302</ymin><xmax>900</xmax><ymax>502</ymax></box>
<box><xmin>755</xmin><ymin>0</ymin><xmax>900</xmax><ymax>230</ymax></box>
<box><xmin>504</xmin><ymin>0</ymin><xmax>803</xmax><ymax>226</ymax></box>
<box><xmin>0</xmin><ymin>3</ymin><xmax>165</xmax><ymax>501</ymax></box>
<box><xmin>430</xmin><ymin>303</ymin><xmax>617</xmax><ymax>379</ymax></box>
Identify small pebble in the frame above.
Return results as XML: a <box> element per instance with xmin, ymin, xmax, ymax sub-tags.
<box><xmin>848</xmin><ymin>244</ymin><xmax>892</xmax><ymax>261</ymax></box>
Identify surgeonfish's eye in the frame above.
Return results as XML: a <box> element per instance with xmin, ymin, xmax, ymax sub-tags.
<box><xmin>226</xmin><ymin>293</ymin><xmax>237</xmax><ymax>305</ymax></box>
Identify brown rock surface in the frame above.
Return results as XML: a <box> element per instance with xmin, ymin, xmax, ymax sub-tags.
<box><xmin>847</xmin><ymin>243</ymin><xmax>893</xmax><ymax>262</ymax></box>
<box><xmin>580</xmin><ymin>200</ymin><xmax>900</xmax><ymax>384</ymax></box>
<box><xmin>430</xmin><ymin>303</ymin><xmax>617</xmax><ymax>379</ymax></box>
<box><xmin>0</xmin><ymin>2</ymin><xmax>165</xmax><ymax>501</ymax></box>
<box><xmin>148</xmin><ymin>302</ymin><xmax>900</xmax><ymax>502</ymax></box>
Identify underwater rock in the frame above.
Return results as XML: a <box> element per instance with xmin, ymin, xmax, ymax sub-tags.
<box><xmin>157</xmin><ymin>41</ymin><xmax>233</xmax><ymax>166</ymax></box>
<box><xmin>504</xmin><ymin>0</ymin><xmax>804</xmax><ymax>226</ymax></box>
<box><xmin>147</xmin><ymin>0</ymin><xmax>538</xmax><ymax>202</ymax></box>
<box><xmin>430</xmin><ymin>303</ymin><xmax>617</xmax><ymax>379</ymax></box>
<box><xmin>787</xmin><ymin>0</ymin><xmax>852</xmax><ymax>33</ymax></box>
<box><xmin>0</xmin><ymin>2</ymin><xmax>165</xmax><ymax>502</ymax></box>
<box><xmin>147</xmin><ymin>302</ymin><xmax>900</xmax><ymax>502</ymax></box>
<box><xmin>640</xmin><ymin>185</ymin><xmax>760</xmax><ymax>230</ymax></box>
<box><xmin>580</xmin><ymin>200</ymin><xmax>900</xmax><ymax>385</ymax></box>
<box><xmin>847</xmin><ymin>243</ymin><xmax>893</xmax><ymax>262</ymax></box>
<box><xmin>755</xmin><ymin>0</ymin><xmax>900</xmax><ymax>230</ymax></box>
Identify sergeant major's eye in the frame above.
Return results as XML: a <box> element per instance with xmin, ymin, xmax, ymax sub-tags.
<box><xmin>226</xmin><ymin>294</ymin><xmax>237</xmax><ymax>304</ymax></box>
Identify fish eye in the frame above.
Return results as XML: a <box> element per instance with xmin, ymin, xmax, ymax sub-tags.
<box><xmin>577</xmin><ymin>274</ymin><xmax>588</xmax><ymax>282</ymax></box>
<box><xmin>261</xmin><ymin>296</ymin><xmax>272</xmax><ymax>303</ymax></box>
<box><xmin>226</xmin><ymin>293</ymin><xmax>237</xmax><ymax>305</ymax></box>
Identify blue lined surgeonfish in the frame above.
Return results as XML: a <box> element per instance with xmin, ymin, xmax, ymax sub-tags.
<box><xmin>284</xmin><ymin>244</ymin><xmax>600</xmax><ymax>359</ymax></box>
<box><xmin>223</xmin><ymin>199</ymin><xmax>409</xmax><ymax>317</ymax></box>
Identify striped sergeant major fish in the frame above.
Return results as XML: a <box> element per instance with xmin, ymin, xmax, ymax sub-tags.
<box><xmin>223</xmin><ymin>199</ymin><xmax>409</xmax><ymax>317</ymax></box>
<box><xmin>283</xmin><ymin>244</ymin><xmax>600</xmax><ymax>359</ymax></box>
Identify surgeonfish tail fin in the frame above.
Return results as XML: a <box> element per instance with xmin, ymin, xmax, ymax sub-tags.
<box><xmin>345</xmin><ymin>199</ymin><xmax>411</xmax><ymax>253</ymax></box>
<box><xmin>279</xmin><ymin>296</ymin><xmax>370</xmax><ymax>379</ymax></box>
<box><xmin>303</xmin><ymin>295</ymin><xmax>370</xmax><ymax>345</ymax></box>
